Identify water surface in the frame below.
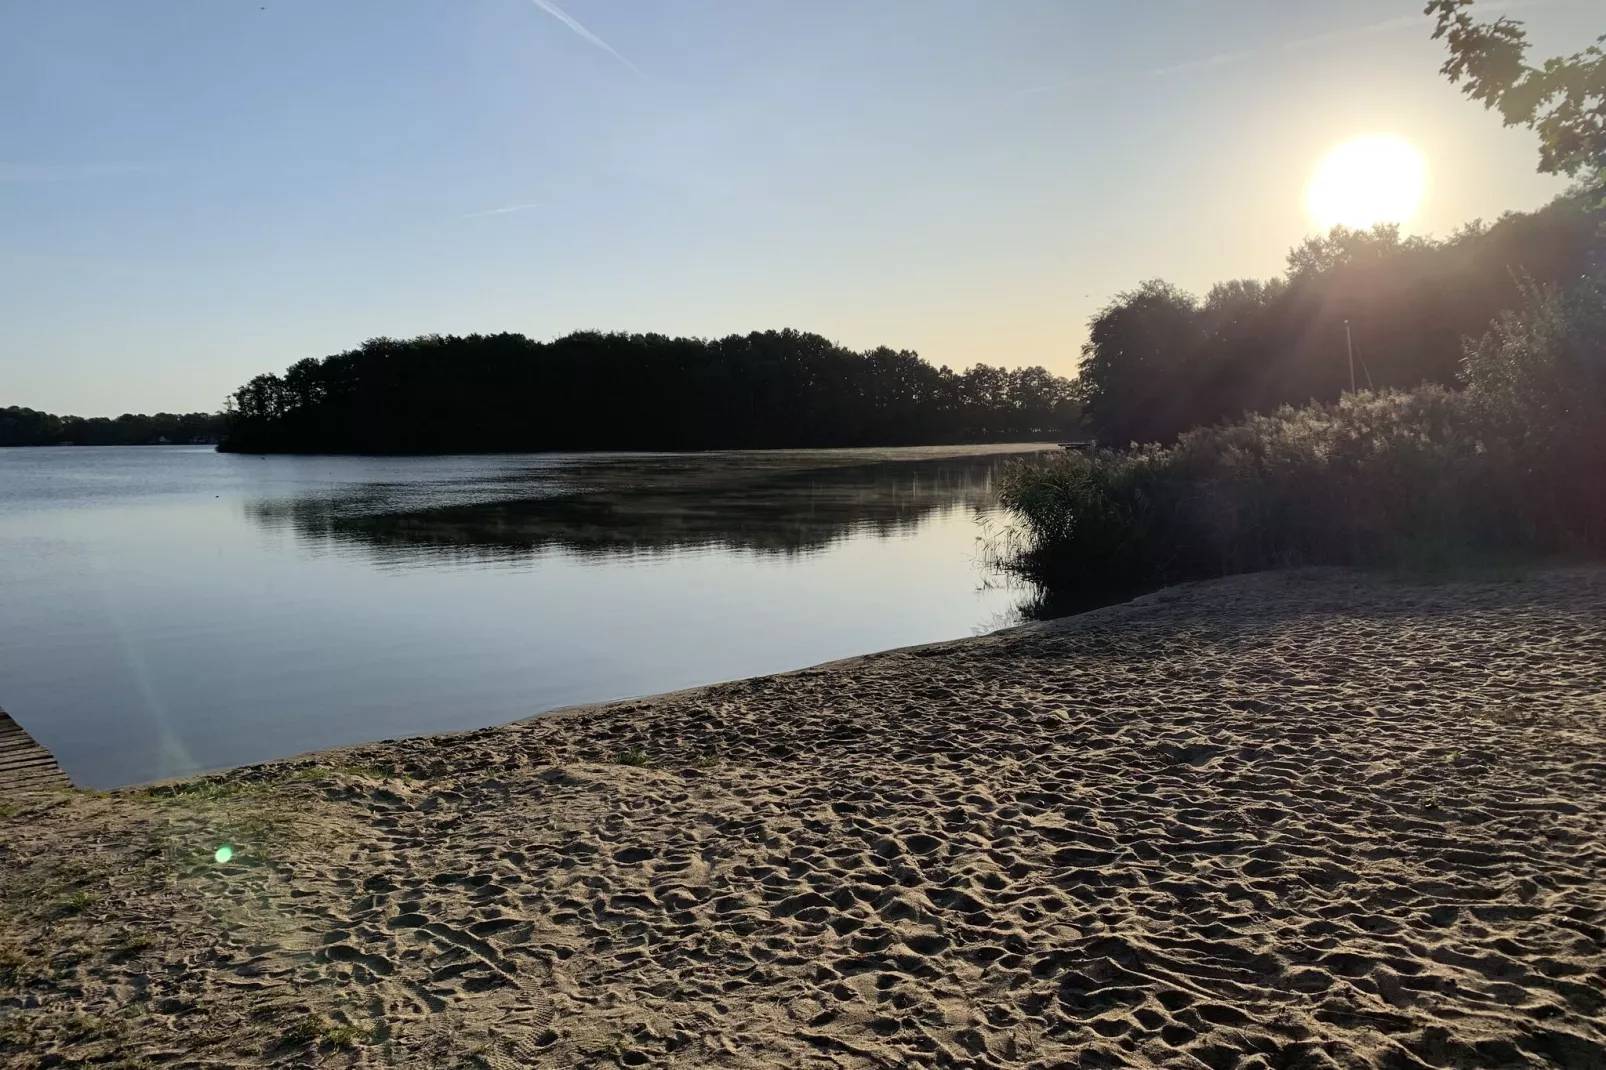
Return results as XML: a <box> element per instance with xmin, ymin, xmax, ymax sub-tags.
<box><xmin>0</xmin><ymin>444</ymin><xmax>1051</xmax><ymax>788</ymax></box>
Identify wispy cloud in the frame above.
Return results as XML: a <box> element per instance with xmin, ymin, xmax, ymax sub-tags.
<box><xmin>1144</xmin><ymin>15</ymin><xmax>1419</xmax><ymax>79</ymax></box>
<box><xmin>1014</xmin><ymin>12</ymin><xmax>1433</xmax><ymax>99</ymax></box>
<box><xmin>1148</xmin><ymin>48</ymin><xmax>1261</xmax><ymax>78</ymax></box>
<box><xmin>1277</xmin><ymin>14</ymin><xmax>1420</xmax><ymax>55</ymax></box>
<box><xmin>0</xmin><ymin>161</ymin><xmax>157</xmax><ymax>183</ymax></box>
<box><xmin>527</xmin><ymin>0</ymin><xmax>644</xmax><ymax>78</ymax></box>
<box><xmin>462</xmin><ymin>202</ymin><xmax>544</xmax><ymax>218</ymax></box>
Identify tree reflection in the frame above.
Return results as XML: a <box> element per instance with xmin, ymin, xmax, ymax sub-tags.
<box><xmin>246</xmin><ymin>450</ymin><xmax>1050</xmax><ymax>564</ymax></box>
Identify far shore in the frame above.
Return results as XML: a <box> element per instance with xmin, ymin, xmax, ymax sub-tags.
<box><xmin>3</xmin><ymin>567</ymin><xmax>1603</xmax><ymax>1068</ymax></box>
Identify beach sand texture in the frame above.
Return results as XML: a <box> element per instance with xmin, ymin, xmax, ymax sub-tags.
<box><xmin>1</xmin><ymin>568</ymin><xmax>1603</xmax><ymax>1068</ymax></box>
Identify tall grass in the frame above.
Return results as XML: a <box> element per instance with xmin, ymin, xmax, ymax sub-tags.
<box><xmin>998</xmin><ymin>278</ymin><xmax>1606</xmax><ymax>594</ymax></box>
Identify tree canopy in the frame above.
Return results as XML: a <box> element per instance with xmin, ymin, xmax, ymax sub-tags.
<box><xmin>1427</xmin><ymin>0</ymin><xmax>1605</xmax><ymax>187</ymax></box>
<box><xmin>1076</xmin><ymin>191</ymin><xmax>1603</xmax><ymax>446</ymax></box>
<box><xmin>221</xmin><ymin>330</ymin><xmax>1081</xmax><ymax>454</ymax></box>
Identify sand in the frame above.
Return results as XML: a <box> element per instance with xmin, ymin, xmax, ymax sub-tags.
<box><xmin>1</xmin><ymin>568</ymin><xmax>1603</xmax><ymax>1069</ymax></box>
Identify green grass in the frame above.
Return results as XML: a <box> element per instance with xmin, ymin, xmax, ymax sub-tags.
<box><xmin>56</xmin><ymin>890</ymin><xmax>97</xmax><ymax>916</ymax></box>
<box><xmin>61</xmin><ymin>1014</ymin><xmax>109</xmax><ymax>1042</ymax></box>
<box><xmin>138</xmin><ymin>778</ymin><xmax>244</xmax><ymax>803</ymax></box>
<box><xmin>283</xmin><ymin>1014</ymin><xmax>369</xmax><ymax>1049</ymax></box>
<box><xmin>320</xmin><ymin>1023</ymin><xmax>370</xmax><ymax>1048</ymax></box>
<box><xmin>269</xmin><ymin>762</ymin><xmax>409</xmax><ymax>785</ymax></box>
<box><xmin>613</xmin><ymin>748</ymin><xmax>651</xmax><ymax>768</ymax></box>
<box><xmin>108</xmin><ymin>930</ymin><xmax>153</xmax><ymax>962</ymax></box>
<box><xmin>0</xmin><ymin>805</ymin><xmax>20</xmax><ymax>820</ymax></box>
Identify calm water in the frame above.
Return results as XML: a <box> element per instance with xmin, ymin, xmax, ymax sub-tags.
<box><xmin>0</xmin><ymin>444</ymin><xmax>1053</xmax><ymax>788</ymax></box>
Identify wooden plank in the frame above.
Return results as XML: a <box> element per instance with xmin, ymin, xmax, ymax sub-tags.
<box><xmin>0</xmin><ymin>707</ymin><xmax>70</xmax><ymax>794</ymax></box>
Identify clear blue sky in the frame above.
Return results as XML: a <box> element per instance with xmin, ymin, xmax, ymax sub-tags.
<box><xmin>2</xmin><ymin>0</ymin><xmax>1592</xmax><ymax>416</ymax></box>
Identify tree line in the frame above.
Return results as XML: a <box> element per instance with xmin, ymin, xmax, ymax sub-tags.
<box><xmin>0</xmin><ymin>407</ymin><xmax>226</xmax><ymax>448</ymax></box>
<box><xmin>220</xmin><ymin>330</ymin><xmax>1082</xmax><ymax>453</ymax></box>
<box><xmin>1076</xmin><ymin>191</ymin><xmax>1602</xmax><ymax>447</ymax></box>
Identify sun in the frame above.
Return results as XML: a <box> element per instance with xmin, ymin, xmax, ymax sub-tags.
<box><xmin>1305</xmin><ymin>135</ymin><xmax>1427</xmax><ymax>231</ymax></box>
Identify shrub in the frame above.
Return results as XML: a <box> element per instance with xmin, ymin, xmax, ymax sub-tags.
<box><xmin>999</xmin><ymin>276</ymin><xmax>1606</xmax><ymax>594</ymax></box>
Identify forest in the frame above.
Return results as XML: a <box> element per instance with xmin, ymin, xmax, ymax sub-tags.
<box><xmin>0</xmin><ymin>407</ymin><xmax>226</xmax><ymax>447</ymax></box>
<box><xmin>220</xmin><ymin>331</ymin><xmax>1081</xmax><ymax>453</ymax></box>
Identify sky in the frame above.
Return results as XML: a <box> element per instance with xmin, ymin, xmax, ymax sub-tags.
<box><xmin>1</xmin><ymin>0</ymin><xmax>1595</xmax><ymax>416</ymax></box>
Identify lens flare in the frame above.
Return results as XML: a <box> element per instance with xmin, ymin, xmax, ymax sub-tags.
<box><xmin>1306</xmin><ymin>135</ymin><xmax>1427</xmax><ymax>231</ymax></box>
<box><xmin>214</xmin><ymin>845</ymin><xmax>234</xmax><ymax>864</ymax></box>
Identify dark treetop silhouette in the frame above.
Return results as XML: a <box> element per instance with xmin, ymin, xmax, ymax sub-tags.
<box><xmin>220</xmin><ymin>330</ymin><xmax>1081</xmax><ymax>454</ymax></box>
<box><xmin>1076</xmin><ymin>191</ymin><xmax>1602</xmax><ymax>447</ymax></box>
<box><xmin>0</xmin><ymin>407</ymin><xmax>226</xmax><ymax>447</ymax></box>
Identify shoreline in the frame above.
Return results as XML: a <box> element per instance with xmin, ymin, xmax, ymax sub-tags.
<box><xmin>138</xmin><ymin>565</ymin><xmax>1230</xmax><ymax>793</ymax></box>
<box><xmin>127</xmin><ymin>568</ymin><xmax>1175</xmax><ymax>795</ymax></box>
<box><xmin>3</xmin><ymin>567</ymin><xmax>1604</xmax><ymax>1067</ymax></box>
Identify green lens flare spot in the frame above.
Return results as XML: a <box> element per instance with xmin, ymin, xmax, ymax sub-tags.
<box><xmin>214</xmin><ymin>845</ymin><xmax>234</xmax><ymax>864</ymax></box>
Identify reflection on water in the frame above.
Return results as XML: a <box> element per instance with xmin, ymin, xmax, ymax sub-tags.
<box><xmin>0</xmin><ymin>444</ymin><xmax>1056</xmax><ymax>789</ymax></box>
<box><xmin>248</xmin><ymin>450</ymin><xmax>1025</xmax><ymax>561</ymax></box>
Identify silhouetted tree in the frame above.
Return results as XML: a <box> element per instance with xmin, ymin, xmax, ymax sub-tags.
<box><xmin>220</xmin><ymin>330</ymin><xmax>1082</xmax><ymax>454</ymax></box>
<box><xmin>1076</xmin><ymin>192</ymin><xmax>1603</xmax><ymax>446</ymax></box>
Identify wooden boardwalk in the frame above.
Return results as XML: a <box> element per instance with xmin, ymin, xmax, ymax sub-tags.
<box><xmin>0</xmin><ymin>706</ymin><xmax>70</xmax><ymax>793</ymax></box>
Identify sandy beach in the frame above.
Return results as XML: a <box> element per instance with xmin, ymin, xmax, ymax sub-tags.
<box><xmin>2</xmin><ymin>568</ymin><xmax>1603</xmax><ymax>1069</ymax></box>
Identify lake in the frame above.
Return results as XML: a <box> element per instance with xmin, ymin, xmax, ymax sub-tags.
<box><xmin>0</xmin><ymin>444</ymin><xmax>1055</xmax><ymax>788</ymax></box>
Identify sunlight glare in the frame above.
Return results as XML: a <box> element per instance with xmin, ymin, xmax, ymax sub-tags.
<box><xmin>1305</xmin><ymin>135</ymin><xmax>1427</xmax><ymax>231</ymax></box>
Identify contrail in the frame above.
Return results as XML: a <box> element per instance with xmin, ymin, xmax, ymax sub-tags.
<box><xmin>1013</xmin><ymin>12</ymin><xmax>1436</xmax><ymax>99</ymax></box>
<box><xmin>1147</xmin><ymin>48</ymin><xmax>1260</xmax><ymax>78</ymax></box>
<box><xmin>527</xmin><ymin>0</ymin><xmax>644</xmax><ymax>78</ymax></box>
<box><xmin>1146</xmin><ymin>15</ymin><xmax>1417</xmax><ymax>79</ymax></box>
<box><xmin>1276</xmin><ymin>14</ymin><xmax>1419</xmax><ymax>54</ymax></box>
<box><xmin>463</xmin><ymin>202</ymin><xmax>544</xmax><ymax>218</ymax></box>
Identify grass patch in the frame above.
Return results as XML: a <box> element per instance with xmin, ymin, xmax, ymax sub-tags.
<box><xmin>139</xmin><ymin>778</ymin><xmax>244</xmax><ymax>803</ymax></box>
<box><xmin>0</xmin><ymin>805</ymin><xmax>19</xmax><ymax>820</ymax></box>
<box><xmin>320</xmin><ymin>1022</ymin><xmax>370</xmax><ymax>1048</ymax></box>
<box><xmin>108</xmin><ymin>930</ymin><xmax>153</xmax><ymax>962</ymax></box>
<box><xmin>61</xmin><ymin>1014</ymin><xmax>109</xmax><ymax>1042</ymax></box>
<box><xmin>283</xmin><ymin>1013</ymin><xmax>369</xmax><ymax>1050</ymax></box>
<box><xmin>56</xmin><ymin>890</ymin><xmax>96</xmax><ymax>916</ymax></box>
<box><xmin>275</xmin><ymin>763</ymin><xmax>398</xmax><ymax>783</ymax></box>
<box><xmin>613</xmin><ymin>748</ymin><xmax>651</xmax><ymax>768</ymax></box>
